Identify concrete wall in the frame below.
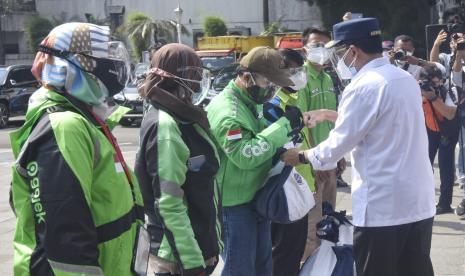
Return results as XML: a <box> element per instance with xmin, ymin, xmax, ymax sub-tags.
<box><xmin>268</xmin><ymin>0</ymin><xmax>322</xmax><ymax>31</ymax></box>
<box><xmin>36</xmin><ymin>0</ymin><xmax>322</xmax><ymax>46</ymax></box>
<box><xmin>3</xmin><ymin>0</ymin><xmax>322</xmax><ymax>64</ymax></box>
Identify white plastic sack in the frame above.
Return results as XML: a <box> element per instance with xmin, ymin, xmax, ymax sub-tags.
<box><xmin>285</xmin><ymin>167</ymin><xmax>315</xmax><ymax>221</ymax></box>
<box><xmin>299</xmin><ymin>240</ymin><xmax>337</xmax><ymax>276</ymax></box>
<box><xmin>337</xmin><ymin>223</ymin><xmax>354</xmax><ymax>246</ymax></box>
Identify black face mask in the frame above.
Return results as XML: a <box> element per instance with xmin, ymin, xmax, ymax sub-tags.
<box><xmin>38</xmin><ymin>45</ymin><xmax>128</xmax><ymax>96</ymax></box>
<box><xmin>247</xmin><ymin>85</ymin><xmax>277</xmax><ymax>104</ymax></box>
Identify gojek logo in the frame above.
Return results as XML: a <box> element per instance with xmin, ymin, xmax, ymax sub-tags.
<box><xmin>27</xmin><ymin>161</ymin><xmax>46</xmax><ymax>224</ymax></box>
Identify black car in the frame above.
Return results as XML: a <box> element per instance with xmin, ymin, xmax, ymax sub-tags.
<box><xmin>113</xmin><ymin>81</ymin><xmax>144</xmax><ymax>126</ymax></box>
<box><xmin>0</xmin><ymin>65</ymin><xmax>39</xmax><ymax>128</ymax></box>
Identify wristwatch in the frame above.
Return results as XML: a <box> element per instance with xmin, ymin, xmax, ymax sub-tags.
<box><xmin>298</xmin><ymin>151</ymin><xmax>309</xmax><ymax>164</ymax></box>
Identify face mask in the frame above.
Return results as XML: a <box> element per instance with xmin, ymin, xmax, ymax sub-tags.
<box><xmin>306</xmin><ymin>47</ymin><xmax>330</xmax><ymax>65</ymax></box>
<box><xmin>248</xmin><ymin>85</ymin><xmax>277</xmax><ymax>104</ymax></box>
<box><xmin>335</xmin><ymin>49</ymin><xmax>357</xmax><ymax>80</ymax></box>
<box><xmin>289</xmin><ymin>68</ymin><xmax>307</xmax><ymax>91</ymax></box>
<box><xmin>247</xmin><ymin>74</ymin><xmax>278</xmax><ymax>104</ymax></box>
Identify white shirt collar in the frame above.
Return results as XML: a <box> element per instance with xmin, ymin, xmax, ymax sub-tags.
<box><xmin>355</xmin><ymin>57</ymin><xmax>389</xmax><ymax>77</ymax></box>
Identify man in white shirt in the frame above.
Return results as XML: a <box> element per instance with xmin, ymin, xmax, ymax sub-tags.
<box><xmin>388</xmin><ymin>35</ymin><xmax>436</xmax><ymax>80</ymax></box>
<box><xmin>282</xmin><ymin>18</ymin><xmax>435</xmax><ymax>276</ymax></box>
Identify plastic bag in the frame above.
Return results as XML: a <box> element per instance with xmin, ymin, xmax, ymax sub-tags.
<box><xmin>299</xmin><ymin>240</ymin><xmax>337</xmax><ymax>276</ymax></box>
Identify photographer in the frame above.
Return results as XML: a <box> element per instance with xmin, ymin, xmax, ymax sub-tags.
<box><xmin>449</xmin><ymin>47</ymin><xmax>465</xmax><ymax>216</ymax></box>
<box><xmin>430</xmin><ymin>27</ymin><xmax>464</xmax><ymax>77</ymax></box>
<box><xmin>420</xmin><ymin>65</ymin><xmax>459</xmax><ymax>214</ymax></box>
<box><xmin>389</xmin><ymin>35</ymin><xmax>435</xmax><ymax>79</ymax></box>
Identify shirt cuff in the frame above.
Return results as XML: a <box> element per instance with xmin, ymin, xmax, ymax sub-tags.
<box><xmin>305</xmin><ymin>149</ymin><xmax>338</xmax><ymax>171</ymax></box>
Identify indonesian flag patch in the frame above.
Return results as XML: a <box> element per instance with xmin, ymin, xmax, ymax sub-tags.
<box><xmin>227</xmin><ymin>129</ymin><xmax>242</xmax><ymax>141</ymax></box>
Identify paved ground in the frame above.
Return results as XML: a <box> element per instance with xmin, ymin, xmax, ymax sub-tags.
<box><xmin>0</xmin><ymin>120</ymin><xmax>464</xmax><ymax>275</ymax></box>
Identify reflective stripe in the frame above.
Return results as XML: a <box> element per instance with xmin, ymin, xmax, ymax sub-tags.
<box><xmin>160</xmin><ymin>180</ymin><xmax>184</xmax><ymax>198</ymax></box>
<box><xmin>96</xmin><ymin>205</ymin><xmax>144</xmax><ymax>243</ymax></box>
<box><xmin>48</xmin><ymin>260</ymin><xmax>104</xmax><ymax>275</ymax></box>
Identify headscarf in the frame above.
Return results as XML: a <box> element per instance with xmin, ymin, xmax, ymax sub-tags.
<box><xmin>31</xmin><ymin>22</ymin><xmax>111</xmax><ymax>106</ymax></box>
<box><xmin>140</xmin><ymin>43</ymin><xmax>209</xmax><ymax>129</ymax></box>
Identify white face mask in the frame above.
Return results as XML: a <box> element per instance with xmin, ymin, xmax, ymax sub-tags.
<box><xmin>336</xmin><ymin>48</ymin><xmax>358</xmax><ymax>80</ymax></box>
<box><xmin>289</xmin><ymin>68</ymin><xmax>307</xmax><ymax>90</ymax></box>
<box><xmin>306</xmin><ymin>47</ymin><xmax>331</xmax><ymax>65</ymax></box>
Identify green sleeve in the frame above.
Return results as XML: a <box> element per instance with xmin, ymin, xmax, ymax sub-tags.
<box><xmin>212</xmin><ymin>116</ymin><xmax>292</xmax><ymax>169</ymax></box>
<box><xmin>157</xmin><ymin>137</ymin><xmax>205</xmax><ymax>271</ymax></box>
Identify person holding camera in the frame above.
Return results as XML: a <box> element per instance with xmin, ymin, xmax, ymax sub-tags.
<box><xmin>431</xmin><ymin>28</ymin><xmax>465</xmax><ymax>191</ymax></box>
<box><xmin>430</xmin><ymin>28</ymin><xmax>465</xmax><ymax>76</ymax></box>
<box><xmin>420</xmin><ymin>65</ymin><xmax>460</xmax><ymax>214</ymax></box>
<box><xmin>448</xmin><ymin>48</ymin><xmax>465</xmax><ymax>216</ymax></box>
<box><xmin>389</xmin><ymin>35</ymin><xmax>434</xmax><ymax>79</ymax></box>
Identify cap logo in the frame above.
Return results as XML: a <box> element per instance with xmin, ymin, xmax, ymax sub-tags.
<box><xmin>370</xmin><ymin>30</ymin><xmax>382</xmax><ymax>36</ymax></box>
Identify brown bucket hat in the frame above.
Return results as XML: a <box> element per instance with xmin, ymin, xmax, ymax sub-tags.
<box><xmin>240</xmin><ymin>46</ymin><xmax>294</xmax><ymax>87</ymax></box>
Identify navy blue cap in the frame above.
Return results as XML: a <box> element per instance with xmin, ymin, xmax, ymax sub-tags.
<box><xmin>326</xmin><ymin>17</ymin><xmax>382</xmax><ymax>48</ymax></box>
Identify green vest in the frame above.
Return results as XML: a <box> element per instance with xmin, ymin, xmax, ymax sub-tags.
<box><xmin>10</xmin><ymin>88</ymin><xmax>144</xmax><ymax>276</ymax></box>
<box><xmin>274</xmin><ymin>90</ymin><xmax>316</xmax><ymax>191</ymax></box>
<box><xmin>300</xmin><ymin>63</ymin><xmax>337</xmax><ymax>145</ymax></box>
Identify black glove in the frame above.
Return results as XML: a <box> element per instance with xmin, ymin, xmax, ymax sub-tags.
<box><xmin>284</xmin><ymin>105</ymin><xmax>303</xmax><ymax>130</ymax></box>
<box><xmin>263</xmin><ymin>102</ymin><xmax>284</xmax><ymax>123</ymax></box>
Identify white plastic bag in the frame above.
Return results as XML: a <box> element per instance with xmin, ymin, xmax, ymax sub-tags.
<box><xmin>337</xmin><ymin>223</ymin><xmax>354</xmax><ymax>246</ymax></box>
<box><xmin>299</xmin><ymin>240</ymin><xmax>337</xmax><ymax>276</ymax></box>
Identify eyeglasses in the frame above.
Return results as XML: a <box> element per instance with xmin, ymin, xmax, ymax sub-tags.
<box><xmin>250</xmin><ymin>73</ymin><xmax>278</xmax><ymax>90</ymax></box>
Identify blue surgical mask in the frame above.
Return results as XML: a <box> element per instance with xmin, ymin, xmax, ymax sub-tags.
<box><xmin>336</xmin><ymin>49</ymin><xmax>357</xmax><ymax>80</ymax></box>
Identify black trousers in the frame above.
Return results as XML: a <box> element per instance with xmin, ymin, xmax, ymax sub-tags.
<box><xmin>271</xmin><ymin>214</ymin><xmax>308</xmax><ymax>276</ymax></box>
<box><xmin>427</xmin><ymin>128</ymin><xmax>458</xmax><ymax>208</ymax></box>
<box><xmin>353</xmin><ymin>217</ymin><xmax>434</xmax><ymax>276</ymax></box>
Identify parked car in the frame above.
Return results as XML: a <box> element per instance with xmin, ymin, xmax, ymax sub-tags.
<box><xmin>0</xmin><ymin>65</ymin><xmax>39</xmax><ymax>128</ymax></box>
<box><xmin>113</xmin><ymin>81</ymin><xmax>144</xmax><ymax>126</ymax></box>
<box><xmin>198</xmin><ymin>63</ymin><xmax>239</xmax><ymax>108</ymax></box>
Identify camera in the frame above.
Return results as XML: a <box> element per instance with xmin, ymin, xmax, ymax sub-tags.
<box><xmin>419</xmin><ymin>79</ymin><xmax>434</xmax><ymax>92</ymax></box>
<box><xmin>445</xmin><ymin>23</ymin><xmax>465</xmax><ymax>50</ymax></box>
<box><xmin>393</xmin><ymin>50</ymin><xmax>406</xmax><ymax>60</ymax></box>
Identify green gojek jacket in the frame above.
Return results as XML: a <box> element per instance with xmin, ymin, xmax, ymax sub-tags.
<box><xmin>10</xmin><ymin>88</ymin><xmax>144</xmax><ymax>276</ymax></box>
<box><xmin>206</xmin><ymin>80</ymin><xmax>293</xmax><ymax>207</ymax></box>
<box><xmin>135</xmin><ymin>106</ymin><xmax>222</xmax><ymax>275</ymax></box>
<box><xmin>267</xmin><ymin>90</ymin><xmax>316</xmax><ymax>192</ymax></box>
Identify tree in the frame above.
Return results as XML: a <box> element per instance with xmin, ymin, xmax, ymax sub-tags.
<box><xmin>203</xmin><ymin>16</ymin><xmax>228</xmax><ymax>36</ymax></box>
<box><xmin>260</xmin><ymin>15</ymin><xmax>288</xmax><ymax>36</ymax></box>
<box><xmin>24</xmin><ymin>16</ymin><xmax>54</xmax><ymax>52</ymax></box>
<box><xmin>124</xmin><ymin>12</ymin><xmax>189</xmax><ymax>60</ymax></box>
<box><xmin>303</xmin><ymin>0</ymin><xmax>434</xmax><ymax>58</ymax></box>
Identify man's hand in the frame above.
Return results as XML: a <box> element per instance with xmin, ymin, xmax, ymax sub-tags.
<box><xmin>404</xmin><ymin>55</ymin><xmax>420</xmax><ymax>65</ymax></box>
<box><xmin>342</xmin><ymin>12</ymin><xmax>352</xmax><ymax>21</ymax></box>
<box><xmin>422</xmin><ymin>90</ymin><xmax>437</xmax><ymax>101</ymax></box>
<box><xmin>303</xmin><ymin>110</ymin><xmax>338</xmax><ymax>128</ymax></box>
<box><xmin>434</xmin><ymin>30</ymin><xmax>447</xmax><ymax>47</ymax></box>
<box><xmin>337</xmin><ymin>158</ymin><xmax>347</xmax><ymax>175</ymax></box>
<box><xmin>281</xmin><ymin>148</ymin><xmax>301</xmax><ymax>167</ymax></box>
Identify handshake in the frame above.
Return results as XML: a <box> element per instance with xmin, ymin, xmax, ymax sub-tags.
<box><xmin>302</xmin><ymin>109</ymin><xmax>338</xmax><ymax>129</ymax></box>
<box><xmin>264</xmin><ymin>104</ymin><xmax>338</xmax><ymax>130</ymax></box>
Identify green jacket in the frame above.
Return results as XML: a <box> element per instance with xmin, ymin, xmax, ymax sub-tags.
<box><xmin>10</xmin><ymin>88</ymin><xmax>144</xmax><ymax>276</ymax></box>
<box><xmin>206</xmin><ymin>80</ymin><xmax>292</xmax><ymax>207</ymax></box>
<box><xmin>135</xmin><ymin>106</ymin><xmax>222</xmax><ymax>275</ymax></box>
<box><xmin>300</xmin><ymin>63</ymin><xmax>337</xmax><ymax>145</ymax></box>
<box><xmin>270</xmin><ymin>90</ymin><xmax>316</xmax><ymax>191</ymax></box>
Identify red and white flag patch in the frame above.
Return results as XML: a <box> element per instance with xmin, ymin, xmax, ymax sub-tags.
<box><xmin>227</xmin><ymin>129</ymin><xmax>242</xmax><ymax>141</ymax></box>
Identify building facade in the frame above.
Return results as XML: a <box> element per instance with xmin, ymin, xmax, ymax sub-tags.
<box><xmin>1</xmin><ymin>0</ymin><xmax>323</xmax><ymax>65</ymax></box>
